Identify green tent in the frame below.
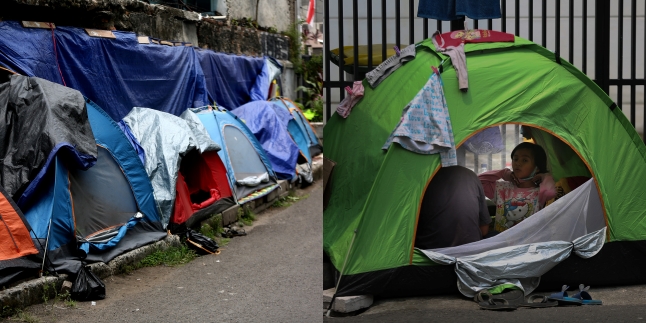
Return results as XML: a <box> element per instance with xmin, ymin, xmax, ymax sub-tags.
<box><xmin>324</xmin><ymin>36</ymin><xmax>646</xmax><ymax>297</ymax></box>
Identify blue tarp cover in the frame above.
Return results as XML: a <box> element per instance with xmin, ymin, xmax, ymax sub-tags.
<box><xmin>196</xmin><ymin>49</ymin><xmax>264</xmax><ymax>111</ymax></box>
<box><xmin>0</xmin><ymin>20</ymin><xmax>209</xmax><ymax>121</ymax></box>
<box><xmin>231</xmin><ymin>101</ymin><xmax>299</xmax><ymax>180</ymax></box>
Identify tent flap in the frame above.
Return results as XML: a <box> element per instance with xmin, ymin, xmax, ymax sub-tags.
<box><xmin>420</xmin><ymin>180</ymin><xmax>606</xmax><ymax>297</ymax></box>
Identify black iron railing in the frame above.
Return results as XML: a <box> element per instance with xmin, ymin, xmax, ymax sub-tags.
<box><xmin>323</xmin><ymin>0</ymin><xmax>646</xmax><ymax>171</ymax></box>
<box><xmin>324</xmin><ymin>0</ymin><xmax>646</xmax><ymax>128</ymax></box>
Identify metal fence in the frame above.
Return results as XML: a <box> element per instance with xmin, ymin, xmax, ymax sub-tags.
<box><xmin>323</xmin><ymin>0</ymin><xmax>646</xmax><ymax>171</ymax></box>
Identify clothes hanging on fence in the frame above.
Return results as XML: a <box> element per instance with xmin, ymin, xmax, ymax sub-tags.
<box><xmin>417</xmin><ymin>0</ymin><xmax>501</xmax><ymax>20</ymax></box>
<box><xmin>336</xmin><ymin>81</ymin><xmax>364</xmax><ymax>118</ymax></box>
<box><xmin>365</xmin><ymin>44</ymin><xmax>416</xmax><ymax>88</ymax></box>
<box><xmin>432</xmin><ymin>31</ymin><xmax>469</xmax><ymax>91</ymax></box>
<box><xmin>382</xmin><ymin>69</ymin><xmax>457</xmax><ymax>167</ymax></box>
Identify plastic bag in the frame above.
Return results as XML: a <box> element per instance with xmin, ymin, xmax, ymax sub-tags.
<box><xmin>185</xmin><ymin>229</ymin><xmax>219</xmax><ymax>255</ymax></box>
<box><xmin>71</xmin><ymin>265</ymin><xmax>106</xmax><ymax>301</ymax></box>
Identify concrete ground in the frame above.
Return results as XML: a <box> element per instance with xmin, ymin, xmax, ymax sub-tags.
<box><xmin>2</xmin><ymin>181</ymin><xmax>322</xmax><ymax>323</ymax></box>
<box><xmin>324</xmin><ymin>284</ymin><xmax>646</xmax><ymax>322</ymax></box>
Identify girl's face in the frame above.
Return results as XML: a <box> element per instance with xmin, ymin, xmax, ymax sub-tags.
<box><xmin>512</xmin><ymin>148</ymin><xmax>536</xmax><ymax>179</ymax></box>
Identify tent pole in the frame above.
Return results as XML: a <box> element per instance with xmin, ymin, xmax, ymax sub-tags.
<box><xmin>40</xmin><ymin>218</ymin><xmax>52</xmax><ymax>277</ymax></box>
<box><xmin>325</xmin><ymin>229</ymin><xmax>357</xmax><ymax>317</ymax></box>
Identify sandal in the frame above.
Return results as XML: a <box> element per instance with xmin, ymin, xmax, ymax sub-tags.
<box><xmin>478</xmin><ymin>298</ymin><xmax>518</xmax><ymax>311</ymax></box>
<box><xmin>518</xmin><ymin>295</ymin><xmax>558</xmax><ymax>308</ymax></box>
<box><xmin>547</xmin><ymin>285</ymin><xmax>583</xmax><ymax>305</ymax></box>
<box><xmin>572</xmin><ymin>284</ymin><xmax>602</xmax><ymax>305</ymax></box>
<box><xmin>222</xmin><ymin>227</ymin><xmax>247</xmax><ymax>238</ymax></box>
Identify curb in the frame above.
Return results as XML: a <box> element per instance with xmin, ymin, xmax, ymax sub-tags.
<box><xmin>0</xmin><ymin>156</ymin><xmax>323</xmax><ymax>312</ymax></box>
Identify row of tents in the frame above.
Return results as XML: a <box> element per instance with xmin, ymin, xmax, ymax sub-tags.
<box><xmin>324</xmin><ymin>34</ymin><xmax>646</xmax><ymax>298</ymax></box>
<box><xmin>0</xmin><ymin>20</ymin><xmax>322</xmax><ymax>288</ymax></box>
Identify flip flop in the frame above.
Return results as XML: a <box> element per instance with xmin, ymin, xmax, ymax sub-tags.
<box><xmin>572</xmin><ymin>284</ymin><xmax>603</xmax><ymax>305</ymax></box>
<box><xmin>547</xmin><ymin>285</ymin><xmax>583</xmax><ymax>305</ymax></box>
<box><xmin>495</xmin><ymin>289</ymin><xmax>525</xmax><ymax>306</ymax></box>
<box><xmin>518</xmin><ymin>295</ymin><xmax>558</xmax><ymax>308</ymax></box>
<box><xmin>478</xmin><ymin>298</ymin><xmax>518</xmax><ymax>311</ymax></box>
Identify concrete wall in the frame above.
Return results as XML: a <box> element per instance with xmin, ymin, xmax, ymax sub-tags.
<box><xmin>223</xmin><ymin>0</ymin><xmax>294</xmax><ymax>32</ymax></box>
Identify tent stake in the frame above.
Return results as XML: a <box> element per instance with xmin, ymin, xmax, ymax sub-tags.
<box><xmin>325</xmin><ymin>229</ymin><xmax>357</xmax><ymax>317</ymax></box>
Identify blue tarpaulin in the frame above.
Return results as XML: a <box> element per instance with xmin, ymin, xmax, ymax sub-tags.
<box><xmin>231</xmin><ymin>101</ymin><xmax>299</xmax><ymax>180</ymax></box>
<box><xmin>0</xmin><ymin>20</ymin><xmax>209</xmax><ymax>121</ymax></box>
<box><xmin>196</xmin><ymin>49</ymin><xmax>264</xmax><ymax>111</ymax></box>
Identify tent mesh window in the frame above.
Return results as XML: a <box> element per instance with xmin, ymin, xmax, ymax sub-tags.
<box><xmin>69</xmin><ymin>146</ymin><xmax>139</xmax><ymax>243</ymax></box>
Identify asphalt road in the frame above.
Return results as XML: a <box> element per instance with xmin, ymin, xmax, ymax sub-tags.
<box><xmin>14</xmin><ymin>182</ymin><xmax>322</xmax><ymax>323</ymax></box>
<box><xmin>323</xmin><ymin>284</ymin><xmax>646</xmax><ymax>322</ymax></box>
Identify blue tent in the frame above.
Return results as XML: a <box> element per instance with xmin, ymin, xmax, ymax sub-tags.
<box><xmin>0</xmin><ymin>20</ymin><xmax>209</xmax><ymax>121</ymax></box>
<box><xmin>195</xmin><ymin>107</ymin><xmax>279</xmax><ymax>204</ymax></box>
<box><xmin>270</xmin><ymin>97</ymin><xmax>323</xmax><ymax>161</ymax></box>
<box><xmin>231</xmin><ymin>100</ymin><xmax>300</xmax><ymax>181</ymax></box>
<box><xmin>20</xmin><ymin>99</ymin><xmax>166</xmax><ymax>275</ymax></box>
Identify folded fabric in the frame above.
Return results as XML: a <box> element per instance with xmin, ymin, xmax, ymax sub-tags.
<box><xmin>336</xmin><ymin>81</ymin><xmax>364</xmax><ymax>118</ymax></box>
<box><xmin>237</xmin><ymin>172</ymin><xmax>270</xmax><ymax>187</ymax></box>
<box><xmin>433</xmin><ymin>29</ymin><xmax>515</xmax><ymax>49</ymax></box>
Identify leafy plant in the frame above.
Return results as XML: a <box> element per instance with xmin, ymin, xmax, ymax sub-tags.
<box><xmin>121</xmin><ymin>245</ymin><xmax>196</xmax><ymax>274</ymax></box>
<box><xmin>296</xmin><ymin>78</ymin><xmax>323</xmax><ymax>122</ymax></box>
<box><xmin>238</xmin><ymin>207</ymin><xmax>256</xmax><ymax>227</ymax></box>
<box><xmin>283</xmin><ymin>21</ymin><xmax>304</xmax><ymax>74</ymax></box>
<box><xmin>7</xmin><ymin>310</ymin><xmax>38</xmax><ymax>323</ymax></box>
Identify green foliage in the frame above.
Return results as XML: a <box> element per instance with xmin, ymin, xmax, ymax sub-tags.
<box><xmin>283</xmin><ymin>21</ymin><xmax>304</xmax><ymax>74</ymax></box>
<box><xmin>139</xmin><ymin>245</ymin><xmax>196</xmax><ymax>267</ymax></box>
<box><xmin>271</xmin><ymin>195</ymin><xmax>301</xmax><ymax>208</ymax></box>
<box><xmin>218</xmin><ymin>237</ymin><xmax>231</xmax><ymax>246</ymax></box>
<box><xmin>297</xmin><ymin>54</ymin><xmax>323</xmax><ymax>122</ymax></box>
<box><xmin>7</xmin><ymin>310</ymin><xmax>39</xmax><ymax>323</ymax></box>
<box><xmin>2</xmin><ymin>306</ymin><xmax>18</xmax><ymax>318</ymax></box>
<box><xmin>121</xmin><ymin>245</ymin><xmax>196</xmax><ymax>274</ymax></box>
<box><xmin>200</xmin><ymin>223</ymin><xmax>217</xmax><ymax>240</ymax></box>
<box><xmin>230</xmin><ymin>17</ymin><xmax>258</xmax><ymax>29</ymax></box>
<box><xmin>41</xmin><ymin>282</ymin><xmax>56</xmax><ymax>304</ymax></box>
<box><xmin>238</xmin><ymin>207</ymin><xmax>256</xmax><ymax>227</ymax></box>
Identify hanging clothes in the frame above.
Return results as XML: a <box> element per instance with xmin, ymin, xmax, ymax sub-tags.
<box><xmin>382</xmin><ymin>69</ymin><xmax>457</xmax><ymax>167</ymax></box>
<box><xmin>417</xmin><ymin>0</ymin><xmax>501</xmax><ymax>21</ymax></box>
<box><xmin>432</xmin><ymin>32</ymin><xmax>469</xmax><ymax>91</ymax></box>
<box><xmin>464</xmin><ymin>126</ymin><xmax>504</xmax><ymax>155</ymax></box>
<box><xmin>336</xmin><ymin>81</ymin><xmax>364</xmax><ymax>118</ymax></box>
<box><xmin>365</xmin><ymin>44</ymin><xmax>416</xmax><ymax>88</ymax></box>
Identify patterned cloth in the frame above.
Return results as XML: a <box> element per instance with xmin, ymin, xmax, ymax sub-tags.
<box><xmin>464</xmin><ymin>126</ymin><xmax>504</xmax><ymax>155</ymax></box>
<box><xmin>382</xmin><ymin>71</ymin><xmax>457</xmax><ymax>167</ymax></box>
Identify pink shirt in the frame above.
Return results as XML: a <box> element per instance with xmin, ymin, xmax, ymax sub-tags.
<box><xmin>479</xmin><ymin>169</ymin><xmax>556</xmax><ymax>232</ymax></box>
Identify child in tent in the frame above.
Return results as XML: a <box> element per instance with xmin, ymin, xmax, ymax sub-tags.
<box><xmin>478</xmin><ymin>142</ymin><xmax>556</xmax><ymax>233</ymax></box>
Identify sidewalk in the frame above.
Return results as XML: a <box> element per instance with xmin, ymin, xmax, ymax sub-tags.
<box><xmin>0</xmin><ymin>155</ymin><xmax>323</xmax><ymax>312</ymax></box>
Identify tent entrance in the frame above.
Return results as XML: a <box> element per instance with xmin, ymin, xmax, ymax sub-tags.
<box><xmin>456</xmin><ymin>124</ymin><xmax>592</xmax><ymax>182</ymax></box>
<box><xmin>415</xmin><ymin>124</ymin><xmax>597</xmax><ymax>252</ymax></box>
<box><xmin>222</xmin><ymin>125</ymin><xmax>275</xmax><ymax>199</ymax></box>
<box><xmin>69</xmin><ymin>146</ymin><xmax>139</xmax><ymax>242</ymax></box>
